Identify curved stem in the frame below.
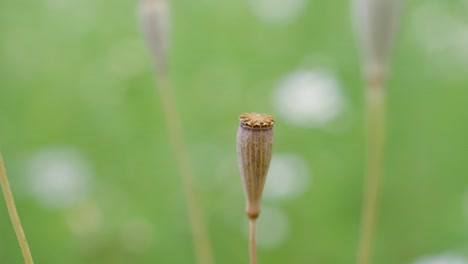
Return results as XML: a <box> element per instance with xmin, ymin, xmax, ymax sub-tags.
<box><xmin>357</xmin><ymin>76</ymin><xmax>385</xmax><ymax>264</ymax></box>
<box><xmin>137</xmin><ymin>2</ymin><xmax>214</xmax><ymax>261</ymax></box>
<box><xmin>0</xmin><ymin>154</ymin><xmax>34</xmax><ymax>264</ymax></box>
<box><xmin>249</xmin><ymin>218</ymin><xmax>257</xmax><ymax>264</ymax></box>
<box><xmin>155</xmin><ymin>75</ymin><xmax>214</xmax><ymax>264</ymax></box>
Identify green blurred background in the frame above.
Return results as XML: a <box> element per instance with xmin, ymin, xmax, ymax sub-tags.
<box><xmin>1</xmin><ymin>0</ymin><xmax>468</xmax><ymax>263</ymax></box>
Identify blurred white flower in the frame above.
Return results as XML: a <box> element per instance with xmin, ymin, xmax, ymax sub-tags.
<box><xmin>26</xmin><ymin>147</ymin><xmax>93</xmax><ymax>209</ymax></box>
<box><xmin>248</xmin><ymin>0</ymin><xmax>307</xmax><ymax>25</ymax></box>
<box><xmin>274</xmin><ymin>69</ymin><xmax>345</xmax><ymax>127</ymax></box>
<box><xmin>411</xmin><ymin>2</ymin><xmax>468</xmax><ymax>75</ymax></box>
<box><xmin>411</xmin><ymin>254</ymin><xmax>468</xmax><ymax>264</ymax></box>
<box><xmin>264</xmin><ymin>153</ymin><xmax>310</xmax><ymax>200</ymax></box>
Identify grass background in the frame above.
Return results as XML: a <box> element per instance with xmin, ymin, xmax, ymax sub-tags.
<box><xmin>1</xmin><ymin>0</ymin><xmax>468</xmax><ymax>263</ymax></box>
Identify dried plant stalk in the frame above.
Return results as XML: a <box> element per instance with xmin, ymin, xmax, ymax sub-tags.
<box><xmin>237</xmin><ymin>113</ymin><xmax>275</xmax><ymax>264</ymax></box>
<box><xmin>138</xmin><ymin>1</ymin><xmax>214</xmax><ymax>264</ymax></box>
<box><xmin>249</xmin><ymin>218</ymin><xmax>257</xmax><ymax>264</ymax></box>
<box><xmin>0</xmin><ymin>154</ymin><xmax>34</xmax><ymax>264</ymax></box>
<box><xmin>358</xmin><ymin>77</ymin><xmax>385</xmax><ymax>264</ymax></box>
<box><xmin>352</xmin><ymin>0</ymin><xmax>403</xmax><ymax>263</ymax></box>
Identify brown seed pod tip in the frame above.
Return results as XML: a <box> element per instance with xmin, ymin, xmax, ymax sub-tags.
<box><xmin>239</xmin><ymin>113</ymin><xmax>275</xmax><ymax>129</ymax></box>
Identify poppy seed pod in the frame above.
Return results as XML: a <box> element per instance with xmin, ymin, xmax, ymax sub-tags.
<box><xmin>138</xmin><ymin>0</ymin><xmax>170</xmax><ymax>72</ymax></box>
<box><xmin>352</xmin><ymin>0</ymin><xmax>402</xmax><ymax>79</ymax></box>
<box><xmin>237</xmin><ymin>113</ymin><xmax>275</xmax><ymax>220</ymax></box>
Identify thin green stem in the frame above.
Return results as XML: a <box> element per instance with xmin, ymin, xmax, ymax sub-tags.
<box><xmin>0</xmin><ymin>153</ymin><xmax>34</xmax><ymax>264</ymax></box>
<box><xmin>155</xmin><ymin>74</ymin><xmax>214</xmax><ymax>264</ymax></box>
<box><xmin>357</xmin><ymin>76</ymin><xmax>385</xmax><ymax>264</ymax></box>
<box><xmin>249</xmin><ymin>218</ymin><xmax>257</xmax><ymax>264</ymax></box>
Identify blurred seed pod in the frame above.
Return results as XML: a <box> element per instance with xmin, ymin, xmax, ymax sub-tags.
<box><xmin>237</xmin><ymin>113</ymin><xmax>275</xmax><ymax>220</ymax></box>
<box><xmin>352</xmin><ymin>0</ymin><xmax>403</xmax><ymax>79</ymax></box>
<box><xmin>138</xmin><ymin>0</ymin><xmax>170</xmax><ymax>72</ymax></box>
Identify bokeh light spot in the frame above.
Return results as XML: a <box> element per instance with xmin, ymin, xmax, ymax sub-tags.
<box><xmin>26</xmin><ymin>147</ymin><xmax>93</xmax><ymax>209</ymax></box>
<box><xmin>274</xmin><ymin>69</ymin><xmax>346</xmax><ymax>127</ymax></box>
<box><xmin>411</xmin><ymin>254</ymin><xmax>468</xmax><ymax>264</ymax></box>
<box><xmin>45</xmin><ymin>0</ymin><xmax>98</xmax><ymax>36</ymax></box>
<box><xmin>264</xmin><ymin>153</ymin><xmax>310</xmax><ymax>201</ymax></box>
<box><xmin>411</xmin><ymin>2</ymin><xmax>468</xmax><ymax>76</ymax></box>
<box><xmin>248</xmin><ymin>0</ymin><xmax>307</xmax><ymax>25</ymax></box>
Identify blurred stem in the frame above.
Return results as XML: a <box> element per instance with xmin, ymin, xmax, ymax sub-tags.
<box><xmin>357</xmin><ymin>75</ymin><xmax>385</xmax><ymax>264</ymax></box>
<box><xmin>0</xmin><ymin>153</ymin><xmax>34</xmax><ymax>264</ymax></box>
<box><xmin>155</xmin><ymin>73</ymin><xmax>214</xmax><ymax>264</ymax></box>
<box><xmin>249</xmin><ymin>218</ymin><xmax>257</xmax><ymax>264</ymax></box>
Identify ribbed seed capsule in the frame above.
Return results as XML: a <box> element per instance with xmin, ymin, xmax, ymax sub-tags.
<box><xmin>237</xmin><ymin>113</ymin><xmax>275</xmax><ymax>220</ymax></box>
<box><xmin>138</xmin><ymin>0</ymin><xmax>170</xmax><ymax>73</ymax></box>
<box><xmin>352</xmin><ymin>0</ymin><xmax>402</xmax><ymax>79</ymax></box>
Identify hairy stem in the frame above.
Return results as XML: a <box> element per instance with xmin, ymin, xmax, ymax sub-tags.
<box><xmin>249</xmin><ymin>218</ymin><xmax>257</xmax><ymax>264</ymax></box>
<box><xmin>155</xmin><ymin>74</ymin><xmax>214</xmax><ymax>264</ymax></box>
<box><xmin>357</xmin><ymin>76</ymin><xmax>385</xmax><ymax>264</ymax></box>
<box><xmin>0</xmin><ymin>154</ymin><xmax>34</xmax><ymax>264</ymax></box>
